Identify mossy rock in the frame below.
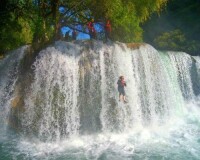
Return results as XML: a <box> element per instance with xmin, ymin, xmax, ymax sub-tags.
<box><xmin>11</xmin><ymin>96</ymin><xmax>25</xmax><ymax>111</ymax></box>
<box><xmin>126</xmin><ymin>43</ymin><xmax>145</xmax><ymax>50</ymax></box>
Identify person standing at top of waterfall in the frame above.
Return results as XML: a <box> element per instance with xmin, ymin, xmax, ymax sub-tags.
<box><xmin>117</xmin><ymin>76</ymin><xmax>127</xmax><ymax>103</ymax></box>
<box><xmin>65</xmin><ymin>30</ymin><xmax>70</xmax><ymax>41</ymax></box>
<box><xmin>104</xmin><ymin>20</ymin><xmax>111</xmax><ymax>41</ymax></box>
<box><xmin>72</xmin><ymin>30</ymin><xmax>77</xmax><ymax>40</ymax></box>
<box><xmin>88</xmin><ymin>19</ymin><xmax>96</xmax><ymax>39</ymax></box>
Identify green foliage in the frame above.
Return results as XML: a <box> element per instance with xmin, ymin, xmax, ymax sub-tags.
<box><xmin>18</xmin><ymin>18</ymin><xmax>33</xmax><ymax>44</ymax></box>
<box><xmin>32</xmin><ymin>17</ymin><xmax>54</xmax><ymax>43</ymax></box>
<box><xmin>143</xmin><ymin>0</ymin><xmax>200</xmax><ymax>55</ymax></box>
<box><xmin>0</xmin><ymin>13</ymin><xmax>33</xmax><ymax>52</ymax></box>
<box><xmin>0</xmin><ymin>0</ymin><xmax>34</xmax><ymax>52</ymax></box>
<box><xmin>132</xmin><ymin>0</ymin><xmax>167</xmax><ymax>22</ymax></box>
<box><xmin>89</xmin><ymin>0</ymin><xmax>143</xmax><ymax>42</ymax></box>
<box><xmin>85</xmin><ymin>0</ymin><xmax>167</xmax><ymax>42</ymax></box>
<box><xmin>154</xmin><ymin>30</ymin><xmax>185</xmax><ymax>50</ymax></box>
<box><xmin>0</xmin><ymin>0</ymin><xmax>169</xmax><ymax>53</ymax></box>
<box><xmin>154</xmin><ymin>29</ymin><xmax>200</xmax><ymax>54</ymax></box>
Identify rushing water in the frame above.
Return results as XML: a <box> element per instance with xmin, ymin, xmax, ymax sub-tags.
<box><xmin>0</xmin><ymin>41</ymin><xmax>200</xmax><ymax>160</ymax></box>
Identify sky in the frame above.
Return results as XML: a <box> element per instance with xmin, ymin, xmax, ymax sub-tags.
<box><xmin>59</xmin><ymin>6</ymin><xmax>106</xmax><ymax>40</ymax></box>
<box><xmin>61</xmin><ymin>22</ymin><xmax>105</xmax><ymax>40</ymax></box>
<box><xmin>61</xmin><ymin>27</ymin><xmax>90</xmax><ymax>40</ymax></box>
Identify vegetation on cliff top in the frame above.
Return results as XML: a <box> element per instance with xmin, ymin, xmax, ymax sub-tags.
<box><xmin>1</xmin><ymin>0</ymin><xmax>199</xmax><ymax>55</ymax></box>
<box><xmin>0</xmin><ymin>0</ymin><xmax>167</xmax><ymax>54</ymax></box>
<box><xmin>143</xmin><ymin>0</ymin><xmax>200</xmax><ymax>56</ymax></box>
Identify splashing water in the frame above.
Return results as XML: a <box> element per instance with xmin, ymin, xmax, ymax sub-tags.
<box><xmin>22</xmin><ymin>45</ymin><xmax>80</xmax><ymax>141</ymax></box>
<box><xmin>0</xmin><ymin>46</ymin><xmax>28</xmax><ymax>130</ymax></box>
<box><xmin>1</xmin><ymin>41</ymin><xmax>200</xmax><ymax>159</ymax></box>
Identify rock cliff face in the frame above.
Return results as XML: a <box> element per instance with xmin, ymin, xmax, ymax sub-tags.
<box><xmin>2</xmin><ymin>40</ymin><xmax>200</xmax><ymax>141</ymax></box>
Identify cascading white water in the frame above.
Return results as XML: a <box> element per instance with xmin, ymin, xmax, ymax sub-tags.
<box><xmin>14</xmin><ymin>41</ymin><xmax>199</xmax><ymax>139</ymax></box>
<box><xmin>10</xmin><ymin>42</ymin><xmax>198</xmax><ymax>141</ymax></box>
<box><xmin>22</xmin><ymin>43</ymin><xmax>80</xmax><ymax>140</ymax></box>
<box><xmin>1</xmin><ymin>41</ymin><xmax>200</xmax><ymax>159</ymax></box>
<box><xmin>0</xmin><ymin>46</ymin><xmax>28</xmax><ymax>129</ymax></box>
<box><xmin>100</xmin><ymin>43</ymin><xmax>142</xmax><ymax>132</ymax></box>
<box><xmin>191</xmin><ymin>56</ymin><xmax>200</xmax><ymax>96</ymax></box>
<box><xmin>99</xmin><ymin>43</ymin><xmax>186</xmax><ymax>131</ymax></box>
<box><xmin>168</xmin><ymin>52</ymin><xmax>195</xmax><ymax>100</ymax></box>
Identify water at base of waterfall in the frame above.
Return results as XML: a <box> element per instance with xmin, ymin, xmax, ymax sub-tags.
<box><xmin>1</xmin><ymin>100</ymin><xmax>200</xmax><ymax>160</ymax></box>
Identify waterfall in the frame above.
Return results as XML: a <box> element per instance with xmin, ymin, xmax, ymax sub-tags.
<box><xmin>0</xmin><ymin>46</ymin><xmax>28</xmax><ymax>130</ymax></box>
<box><xmin>1</xmin><ymin>41</ymin><xmax>200</xmax><ymax>142</ymax></box>
<box><xmin>100</xmin><ymin>43</ymin><xmax>142</xmax><ymax>132</ymax></box>
<box><xmin>22</xmin><ymin>44</ymin><xmax>80</xmax><ymax>141</ymax></box>
<box><xmin>191</xmin><ymin>56</ymin><xmax>200</xmax><ymax>96</ymax></box>
<box><xmin>168</xmin><ymin>52</ymin><xmax>195</xmax><ymax>99</ymax></box>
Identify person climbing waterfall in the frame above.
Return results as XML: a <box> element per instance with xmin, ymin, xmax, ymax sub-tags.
<box><xmin>117</xmin><ymin>76</ymin><xmax>127</xmax><ymax>103</ymax></box>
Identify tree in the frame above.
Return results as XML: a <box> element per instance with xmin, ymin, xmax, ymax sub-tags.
<box><xmin>154</xmin><ymin>29</ymin><xmax>186</xmax><ymax>51</ymax></box>
<box><xmin>0</xmin><ymin>0</ymin><xmax>34</xmax><ymax>52</ymax></box>
<box><xmin>0</xmin><ymin>0</ymin><xmax>168</xmax><ymax>53</ymax></box>
<box><xmin>143</xmin><ymin>0</ymin><xmax>200</xmax><ymax>55</ymax></box>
